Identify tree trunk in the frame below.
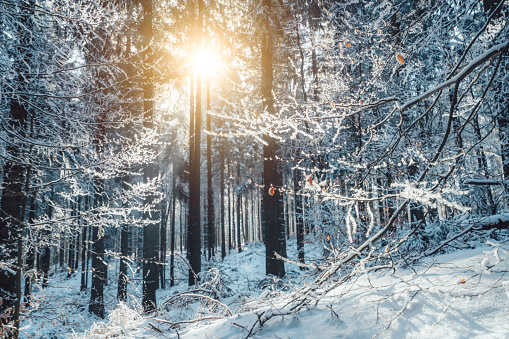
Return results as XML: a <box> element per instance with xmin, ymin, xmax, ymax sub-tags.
<box><xmin>206</xmin><ymin>76</ymin><xmax>215</xmax><ymax>259</ymax></box>
<box><xmin>294</xmin><ymin>169</ymin><xmax>305</xmax><ymax>264</ymax></box>
<box><xmin>141</xmin><ymin>0</ymin><xmax>159</xmax><ymax>313</ymax></box>
<box><xmin>160</xmin><ymin>199</ymin><xmax>169</xmax><ymax>289</ymax></box>
<box><xmin>89</xmin><ymin>135</ymin><xmax>107</xmax><ymax>318</ymax></box>
<box><xmin>170</xmin><ymin>166</ymin><xmax>177</xmax><ymax>287</ymax></box>
<box><xmin>228</xmin><ymin>161</ymin><xmax>232</xmax><ymax>251</ymax></box>
<box><xmin>42</xmin><ymin>192</ymin><xmax>53</xmax><ymax>289</ymax></box>
<box><xmin>89</xmin><ymin>229</ymin><xmax>105</xmax><ymax>318</ymax></box>
<box><xmin>236</xmin><ymin>163</ymin><xmax>243</xmax><ymax>253</ymax></box>
<box><xmin>180</xmin><ymin>201</ymin><xmax>184</xmax><ymax>254</ymax></box>
<box><xmin>81</xmin><ymin>198</ymin><xmax>89</xmax><ymax>292</ymax></box>
<box><xmin>262</xmin><ymin>0</ymin><xmax>285</xmax><ymax>278</ymax></box>
<box><xmin>68</xmin><ymin>203</ymin><xmax>77</xmax><ymax>277</ymax></box>
<box><xmin>118</xmin><ymin>173</ymin><xmax>130</xmax><ymax>301</ymax></box>
<box><xmin>24</xmin><ymin>196</ymin><xmax>37</xmax><ymax>304</ymax></box>
<box><xmin>0</xmin><ymin>2</ymin><xmax>34</xmax><ymax>335</ymax></box>
<box><xmin>220</xmin><ymin>146</ymin><xmax>226</xmax><ymax>259</ymax></box>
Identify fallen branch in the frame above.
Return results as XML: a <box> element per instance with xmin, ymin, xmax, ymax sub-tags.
<box><xmin>160</xmin><ymin>293</ymin><xmax>232</xmax><ymax>316</ymax></box>
<box><xmin>273</xmin><ymin>252</ymin><xmax>319</xmax><ymax>271</ymax></box>
<box><xmin>425</xmin><ymin>214</ymin><xmax>509</xmax><ymax>256</ymax></box>
<box><xmin>153</xmin><ymin>316</ymin><xmax>225</xmax><ymax>327</ymax></box>
<box><xmin>148</xmin><ymin>322</ymin><xmax>163</xmax><ymax>333</ymax></box>
<box><xmin>464</xmin><ymin>179</ymin><xmax>507</xmax><ymax>186</ymax></box>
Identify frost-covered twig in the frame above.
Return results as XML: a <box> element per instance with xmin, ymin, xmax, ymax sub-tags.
<box><xmin>152</xmin><ymin>316</ymin><xmax>225</xmax><ymax>327</ymax></box>
<box><xmin>400</xmin><ymin>41</ymin><xmax>509</xmax><ymax>112</ymax></box>
<box><xmin>273</xmin><ymin>252</ymin><xmax>319</xmax><ymax>271</ymax></box>
<box><xmin>245</xmin><ymin>310</ymin><xmax>292</xmax><ymax>338</ymax></box>
<box><xmin>160</xmin><ymin>293</ymin><xmax>232</xmax><ymax>316</ymax></box>
<box><xmin>425</xmin><ymin>214</ymin><xmax>509</xmax><ymax>256</ymax></box>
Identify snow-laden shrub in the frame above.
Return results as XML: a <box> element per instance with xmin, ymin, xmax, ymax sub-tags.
<box><xmin>79</xmin><ymin>302</ymin><xmax>143</xmax><ymax>339</ymax></box>
<box><xmin>198</xmin><ymin>267</ymin><xmax>233</xmax><ymax>299</ymax></box>
<box><xmin>400</xmin><ymin>220</ymin><xmax>454</xmax><ymax>254</ymax></box>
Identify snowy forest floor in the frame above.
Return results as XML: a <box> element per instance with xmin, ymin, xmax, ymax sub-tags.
<box><xmin>20</xmin><ymin>236</ymin><xmax>509</xmax><ymax>338</ymax></box>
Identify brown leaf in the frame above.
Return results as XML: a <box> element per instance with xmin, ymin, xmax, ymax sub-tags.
<box><xmin>396</xmin><ymin>54</ymin><xmax>405</xmax><ymax>65</ymax></box>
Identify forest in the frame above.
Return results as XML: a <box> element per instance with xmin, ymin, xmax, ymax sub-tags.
<box><xmin>0</xmin><ymin>0</ymin><xmax>508</xmax><ymax>338</ymax></box>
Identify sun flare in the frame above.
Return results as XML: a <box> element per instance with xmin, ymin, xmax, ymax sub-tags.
<box><xmin>191</xmin><ymin>47</ymin><xmax>221</xmax><ymax>76</ymax></box>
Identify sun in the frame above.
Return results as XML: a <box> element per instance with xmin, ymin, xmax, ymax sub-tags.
<box><xmin>191</xmin><ymin>46</ymin><xmax>221</xmax><ymax>76</ymax></box>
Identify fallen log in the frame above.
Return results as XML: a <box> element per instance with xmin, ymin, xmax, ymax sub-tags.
<box><xmin>464</xmin><ymin>179</ymin><xmax>506</xmax><ymax>186</ymax></box>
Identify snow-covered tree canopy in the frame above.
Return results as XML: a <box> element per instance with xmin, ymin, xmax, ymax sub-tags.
<box><xmin>0</xmin><ymin>0</ymin><xmax>508</xmax><ymax>337</ymax></box>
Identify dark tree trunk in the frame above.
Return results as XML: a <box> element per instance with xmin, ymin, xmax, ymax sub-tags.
<box><xmin>261</xmin><ymin>0</ymin><xmax>285</xmax><ymax>278</ymax></box>
<box><xmin>0</xmin><ymin>2</ymin><xmax>34</xmax><ymax>335</ymax></box>
<box><xmin>85</xmin><ymin>212</ymin><xmax>92</xmax><ymax>290</ymax></box>
<box><xmin>141</xmin><ymin>0</ymin><xmax>159</xmax><ymax>313</ymax></box>
<box><xmin>80</xmin><ymin>199</ymin><xmax>89</xmax><ymax>292</ymax></box>
<box><xmin>170</xmin><ymin>167</ymin><xmax>177</xmax><ymax>287</ymax></box>
<box><xmin>220</xmin><ymin>146</ymin><xmax>226</xmax><ymax>259</ymax></box>
<box><xmin>159</xmin><ymin>200</ymin><xmax>169</xmax><ymax>289</ymax></box>
<box><xmin>244</xmin><ymin>190</ymin><xmax>249</xmax><ymax>243</ymax></box>
<box><xmin>250</xmin><ymin>190</ymin><xmax>255</xmax><ymax>243</ymax></box>
<box><xmin>89</xmin><ymin>206</ymin><xmax>106</xmax><ymax>318</ymax></box>
<box><xmin>24</xmin><ymin>196</ymin><xmax>37</xmax><ymax>304</ymax></box>
<box><xmin>59</xmin><ymin>234</ymin><xmax>65</xmax><ymax>269</ymax></box>
<box><xmin>236</xmin><ymin>163</ymin><xmax>243</xmax><ymax>253</ymax></box>
<box><xmin>68</xmin><ymin>203</ymin><xmax>77</xmax><ymax>278</ymax></box>
<box><xmin>294</xmin><ymin>169</ymin><xmax>305</xmax><ymax>265</ymax></box>
<box><xmin>87</xmin><ymin>0</ymin><xmax>112</xmax><ymax>315</ymax></box>
<box><xmin>41</xmin><ymin>193</ymin><xmax>53</xmax><ymax>289</ymax></box>
<box><xmin>188</xmin><ymin>0</ymin><xmax>204</xmax><ymax>286</ymax></box>
<box><xmin>117</xmin><ymin>173</ymin><xmax>130</xmax><ymax>301</ymax></box>
<box><xmin>89</xmin><ymin>143</ymin><xmax>107</xmax><ymax>319</ymax></box>
<box><xmin>227</xmin><ymin>161</ymin><xmax>232</xmax><ymax>252</ymax></box>
<box><xmin>180</xmin><ymin>202</ymin><xmax>184</xmax><ymax>254</ymax></box>
<box><xmin>206</xmin><ymin>76</ymin><xmax>215</xmax><ymax>259</ymax></box>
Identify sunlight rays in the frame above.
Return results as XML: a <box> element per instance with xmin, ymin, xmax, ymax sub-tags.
<box><xmin>191</xmin><ymin>46</ymin><xmax>221</xmax><ymax>76</ymax></box>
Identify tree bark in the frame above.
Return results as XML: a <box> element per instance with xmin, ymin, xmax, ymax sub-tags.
<box><xmin>24</xmin><ymin>196</ymin><xmax>37</xmax><ymax>304</ymax></box>
<box><xmin>188</xmin><ymin>73</ymin><xmax>202</xmax><ymax>283</ymax></box>
<box><xmin>206</xmin><ymin>76</ymin><xmax>215</xmax><ymax>259</ymax></box>
<box><xmin>141</xmin><ymin>0</ymin><xmax>159</xmax><ymax>312</ymax></box>
<box><xmin>188</xmin><ymin>0</ymin><xmax>204</xmax><ymax>285</ymax></box>
<box><xmin>236</xmin><ymin>163</ymin><xmax>243</xmax><ymax>253</ymax></box>
<box><xmin>89</xmin><ymin>122</ymin><xmax>107</xmax><ymax>318</ymax></box>
<box><xmin>220</xmin><ymin>146</ymin><xmax>226</xmax><ymax>259</ymax></box>
<box><xmin>227</xmin><ymin>160</ymin><xmax>232</xmax><ymax>251</ymax></box>
<box><xmin>0</xmin><ymin>2</ymin><xmax>35</xmax><ymax>335</ymax></box>
<box><xmin>80</xmin><ymin>197</ymin><xmax>89</xmax><ymax>292</ymax></box>
<box><xmin>294</xmin><ymin>169</ymin><xmax>305</xmax><ymax>265</ymax></box>
<box><xmin>170</xmin><ymin>166</ymin><xmax>177</xmax><ymax>287</ymax></box>
<box><xmin>262</xmin><ymin>0</ymin><xmax>285</xmax><ymax>278</ymax></box>
<box><xmin>117</xmin><ymin>173</ymin><xmax>130</xmax><ymax>301</ymax></box>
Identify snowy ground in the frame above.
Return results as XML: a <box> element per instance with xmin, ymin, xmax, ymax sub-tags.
<box><xmin>21</xmin><ymin>237</ymin><xmax>509</xmax><ymax>338</ymax></box>
<box><xmin>178</xmin><ymin>242</ymin><xmax>509</xmax><ymax>339</ymax></box>
<box><xmin>19</xmin><ymin>236</ymin><xmax>323</xmax><ymax>338</ymax></box>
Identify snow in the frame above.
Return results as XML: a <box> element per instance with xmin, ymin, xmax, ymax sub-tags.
<box><xmin>461</xmin><ymin>213</ymin><xmax>509</xmax><ymax>228</ymax></box>
<box><xmin>20</xmin><ymin>237</ymin><xmax>324</xmax><ymax>338</ymax></box>
<box><xmin>31</xmin><ymin>239</ymin><xmax>507</xmax><ymax>339</ymax></box>
<box><xmin>177</xmin><ymin>244</ymin><xmax>509</xmax><ymax>339</ymax></box>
